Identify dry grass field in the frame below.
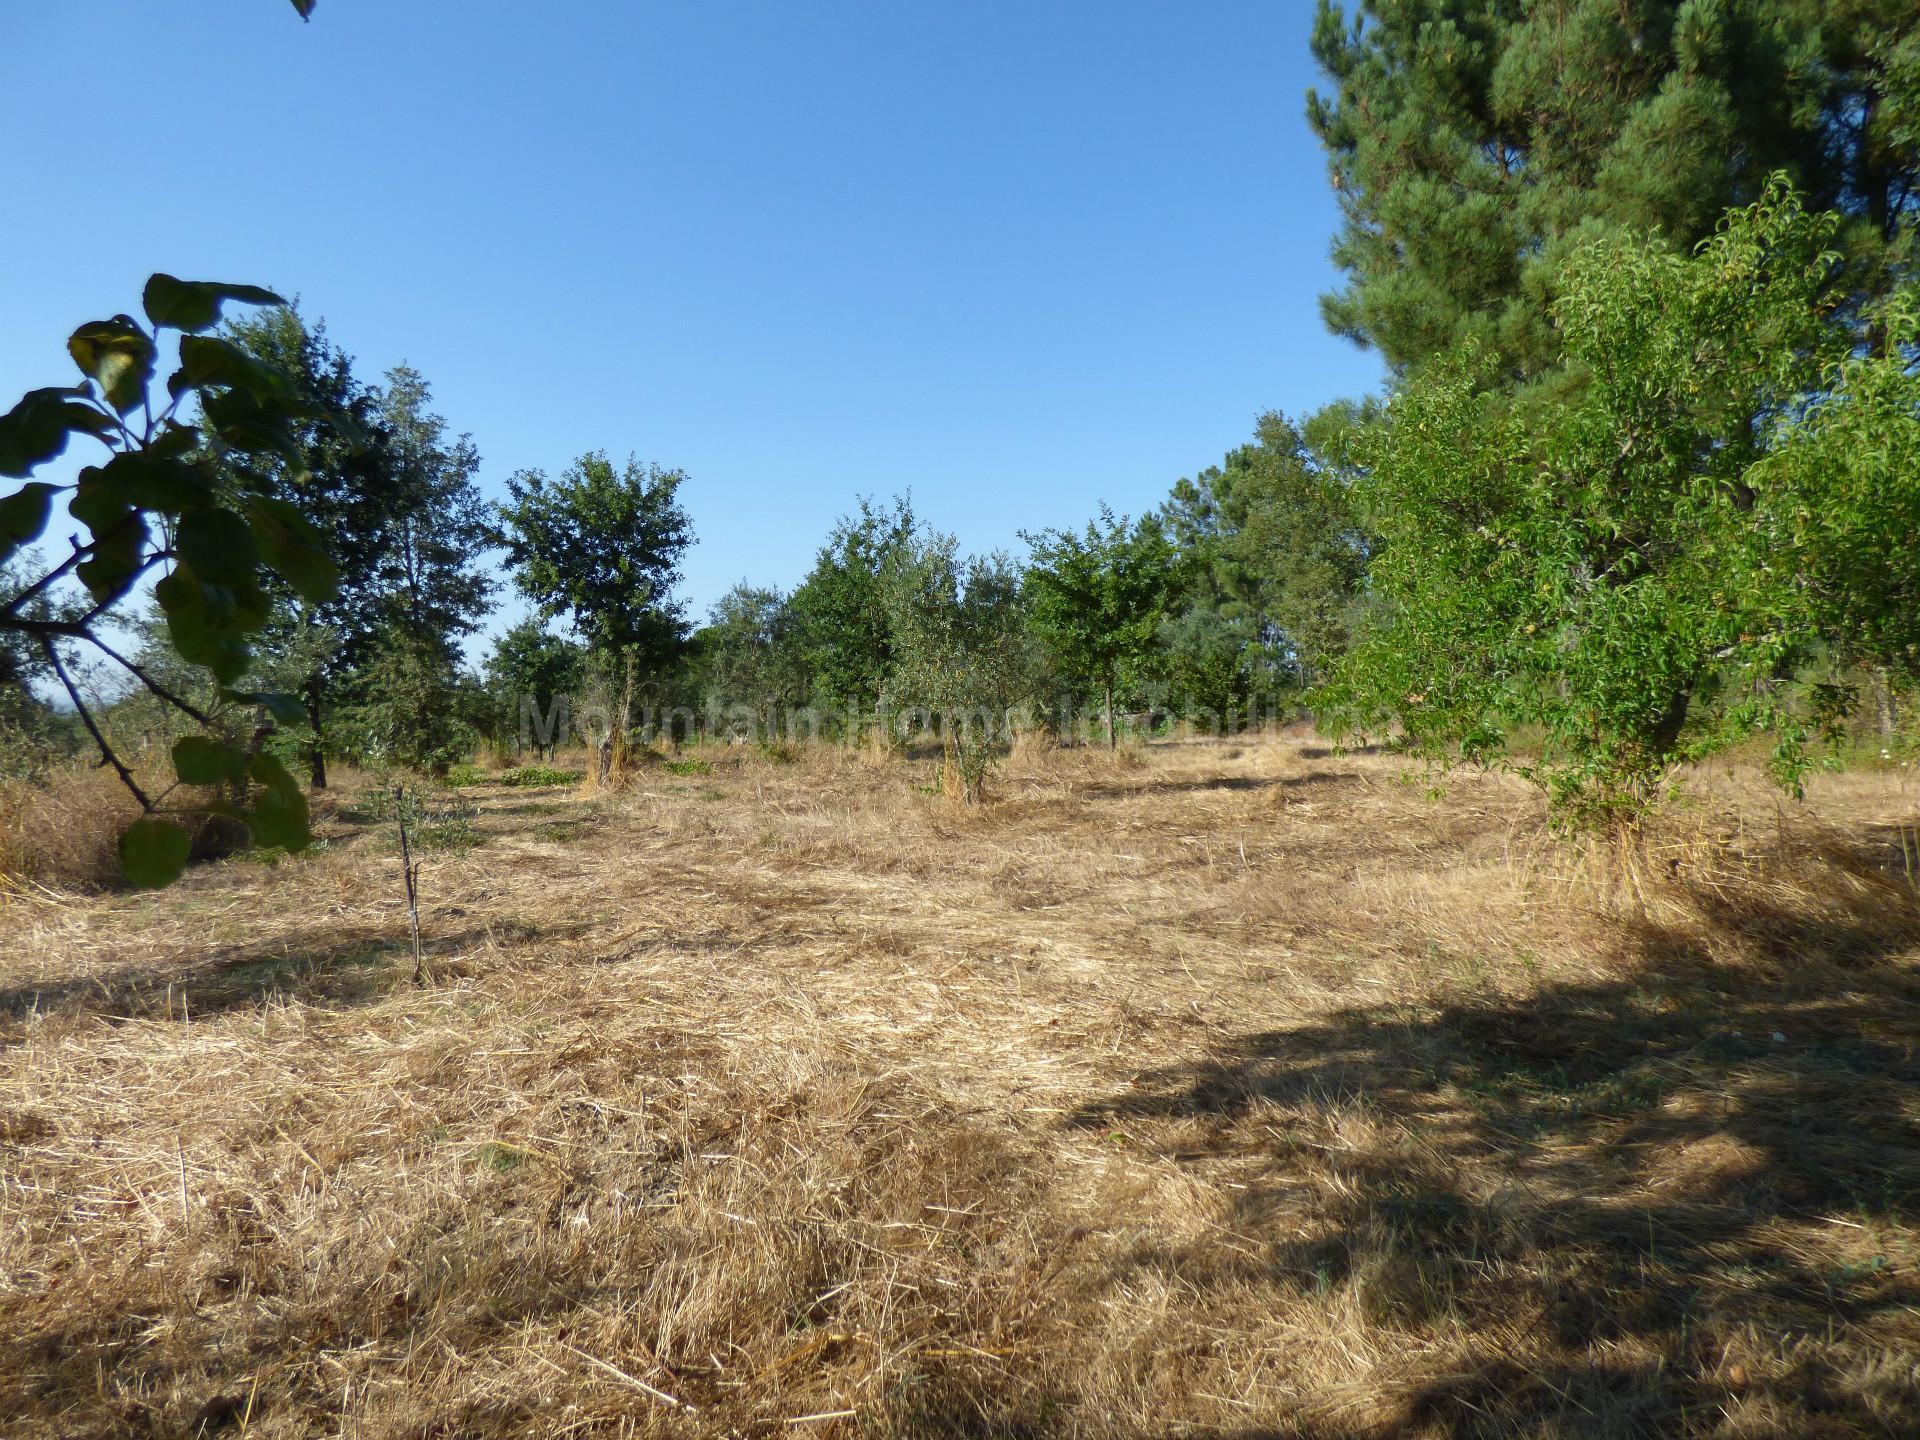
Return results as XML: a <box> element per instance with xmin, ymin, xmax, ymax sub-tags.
<box><xmin>4</xmin><ymin>736</ymin><xmax>1920</xmax><ymax>1438</ymax></box>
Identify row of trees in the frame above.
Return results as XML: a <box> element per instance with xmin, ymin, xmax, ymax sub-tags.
<box><xmin>4</xmin><ymin>0</ymin><xmax>1916</xmax><ymax>886</ymax></box>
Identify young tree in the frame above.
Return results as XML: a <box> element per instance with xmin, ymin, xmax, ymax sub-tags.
<box><xmin>1319</xmin><ymin>182</ymin><xmax>1917</xmax><ymax>824</ymax></box>
<box><xmin>1022</xmin><ymin>507</ymin><xmax>1177</xmax><ymax>747</ymax></box>
<box><xmin>484</xmin><ymin>618</ymin><xmax>585</xmax><ymax>758</ymax></box>
<box><xmin>787</xmin><ymin>495</ymin><xmax>917</xmax><ymax>721</ymax></box>
<box><xmin>1157</xmin><ymin>603</ymin><xmax>1264</xmax><ymax>726</ymax></box>
<box><xmin>494</xmin><ymin>452</ymin><xmax>692</xmax><ymax>765</ymax></box>
<box><xmin>335</xmin><ymin>626</ymin><xmax>481</xmax><ymax>778</ymax></box>
<box><xmin>884</xmin><ymin>531</ymin><xmax>1035</xmax><ymax>803</ymax></box>
<box><xmin>1308</xmin><ymin>1</ymin><xmax>1918</xmax><ymax>379</ymax></box>
<box><xmin>221</xmin><ymin>315</ymin><xmax>495</xmax><ymax>788</ymax></box>
<box><xmin>695</xmin><ymin>582</ymin><xmax>806</xmax><ymax>726</ymax></box>
<box><xmin>1160</xmin><ymin>411</ymin><xmax>1370</xmax><ymax>692</ymax></box>
<box><xmin>377</xmin><ymin>365</ymin><xmax>496</xmax><ymax>648</ymax></box>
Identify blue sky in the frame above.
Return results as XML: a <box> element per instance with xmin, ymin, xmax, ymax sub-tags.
<box><xmin>2</xmin><ymin>0</ymin><xmax>1381</xmax><ymax>647</ymax></box>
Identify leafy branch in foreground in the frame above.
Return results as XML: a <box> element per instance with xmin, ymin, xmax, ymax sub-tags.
<box><xmin>0</xmin><ymin>276</ymin><xmax>357</xmax><ymax>886</ymax></box>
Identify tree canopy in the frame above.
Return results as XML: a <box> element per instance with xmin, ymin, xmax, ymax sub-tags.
<box><xmin>1308</xmin><ymin>0</ymin><xmax>1918</xmax><ymax>378</ymax></box>
<box><xmin>1318</xmin><ymin>183</ymin><xmax>1920</xmax><ymax>821</ymax></box>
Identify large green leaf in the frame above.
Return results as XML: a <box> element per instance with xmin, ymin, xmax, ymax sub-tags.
<box><xmin>0</xmin><ymin>482</ymin><xmax>57</xmax><ymax>565</ymax></box>
<box><xmin>119</xmin><ymin>818</ymin><xmax>192</xmax><ymax>889</ymax></box>
<box><xmin>172</xmin><ymin>736</ymin><xmax>248</xmax><ymax>789</ymax></box>
<box><xmin>86</xmin><ymin>451</ymin><xmax>212</xmax><ymax>511</ymax></box>
<box><xmin>0</xmin><ymin>387</ymin><xmax>107</xmax><ymax>477</ymax></box>
<box><xmin>176</xmin><ymin>335</ymin><xmax>296</xmax><ymax>400</ymax></box>
<box><xmin>247</xmin><ymin>751</ymin><xmax>310</xmax><ymax>851</ymax></box>
<box><xmin>223</xmin><ymin>688</ymin><xmax>309</xmax><ymax>726</ymax></box>
<box><xmin>68</xmin><ymin>317</ymin><xmax>155</xmax><ymax>416</ymax></box>
<box><xmin>198</xmin><ymin>385</ymin><xmax>306</xmax><ymax>463</ymax></box>
<box><xmin>155</xmin><ymin>565</ymin><xmax>260</xmax><ymax>684</ymax></box>
<box><xmin>177</xmin><ymin>505</ymin><xmax>261</xmax><ymax>586</ymax></box>
<box><xmin>141</xmin><ymin>275</ymin><xmax>285</xmax><ymax>335</ymax></box>
<box><xmin>69</xmin><ymin>477</ymin><xmax>149</xmax><ymax>604</ymax></box>
<box><xmin>245</xmin><ymin>495</ymin><xmax>339</xmax><ymax>603</ymax></box>
<box><xmin>290</xmin><ymin>0</ymin><xmax>316</xmax><ymax>18</ymax></box>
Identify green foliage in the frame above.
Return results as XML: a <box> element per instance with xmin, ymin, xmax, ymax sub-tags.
<box><xmin>1308</xmin><ymin>1</ymin><xmax>1917</xmax><ymax>379</ymax></box>
<box><xmin>482</xmin><ymin>618</ymin><xmax>584</xmax><ymax>754</ymax></box>
<box><xmin>334</xmin><ymin>627</ymin><xmax>482</xmax><ymax>778</ymax></box>
<box><xmin>1022</xmin><ymin>507</ymin><xmax>1176</xmax><ymax>745</ymax></box>
<box><xmin>786</xmin><ymin>495</ymin><xmax>917</xmax><ymax>712</ymax></box>
<box><xmin>1158</xmin><ymin>410</ymin><xmax>1370</xmax><ymax>696</ymax></box>
<box><xmin>1156</xmin><ymin>603</ymin><xmax>1263</xmax><ymax>722</ymax></box>
<box><xmin>0</xmin><ymin>277</ymin><xmax>354</xmax><ymax>885</ymax></box>
<box><xmin>884</xmin><ymin>531</ymin><xmax>1036</xmax><ymax>802</ymax></box>
<box><xmin>495</xmin><ymin>452</ymin><xmax>693</xmax><ymax>745</ymax></box>
<box><xmin>1320</xmin><ymin>182</ymin><xmax>1917</xmax><ymax>823</ymax></box>
<box><xmin>501</xmin><ymin>765</ymin><xmax>582</xmax><ymax>788</ymax></box>
<box><xmin>218</xmin><ymin>314</ymin><xmax>493</xmax><ymax>788</ymax></box>
<box><xmin>693</xmin><ymin>581</ymin><xmax>806</xmax><ymax>711</ymax></box>
<box><xmin>663</xmin><ymin>757</ymin><xmax>712</xmax><ymax>777</ymax></box>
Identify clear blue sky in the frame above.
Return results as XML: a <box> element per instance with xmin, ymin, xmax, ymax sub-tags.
<box><xmin>2</xmin><ymin>0</ymin><xmax>1381</xmax><ymax>645</ymax></box>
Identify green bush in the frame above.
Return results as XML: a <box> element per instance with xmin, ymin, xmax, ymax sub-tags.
<box><xmin>501</xmin><ymin>765</ymin><xmax>581</xmax><ymax>788</ymax></box>
<box><xmin>444</xmin><ymin>763</ymin><xmax>490</xmax><ymax>787</ymax></box>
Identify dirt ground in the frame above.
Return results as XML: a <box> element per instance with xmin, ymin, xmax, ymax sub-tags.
<box><xmin>3</xmin><ymin>736</ymin><xmax>1919</xmax><ymax>1438</ymax></box>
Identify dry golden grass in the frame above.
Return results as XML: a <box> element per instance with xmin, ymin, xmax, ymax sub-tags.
<box><xmin>1</xmin><ymin>764</ymin><xmax>154</xmax><ymax>896</ymax></box>
<box><xmin>3</xmin><ymin>737</ymin><xmax>1919</xmax><ymax>1437</ymax></box>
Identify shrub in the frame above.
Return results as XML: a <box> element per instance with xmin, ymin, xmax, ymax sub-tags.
<box><xmin>501</xmin><ymin>765</ymin><xmax>582</xmax><ymax>788</ymax></box>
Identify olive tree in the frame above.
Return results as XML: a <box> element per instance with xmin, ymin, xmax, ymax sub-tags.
<box><xmin>883</xmin><ymin>531</ymin><xmax>1036</xmax><ymax>803</ymax></box>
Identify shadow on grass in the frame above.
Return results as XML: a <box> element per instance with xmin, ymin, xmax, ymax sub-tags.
<box><xmin>1067</xmin><ymin>873</ymin><xmax>1920</xmax><ymax>1436</ymax></box>
<box><xmin>1076</xmin><ymin>772</ymin><xmax>1367</xmax><ymax>804</ymax></box>
<box><xmin>0</xmin><ymin>920</ymin><xmax>552</xmax><ymax>1029</ymax></box>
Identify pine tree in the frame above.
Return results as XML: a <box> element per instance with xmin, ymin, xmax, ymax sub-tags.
<box><xmin>1308</xmin><ymin>0</ymin><xmax>1918</xmax><ymax>378</ymax></box>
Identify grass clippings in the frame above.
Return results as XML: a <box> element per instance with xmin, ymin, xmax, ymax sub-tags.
<box><xmin>3</xmin><ymin>737</ymin><xmax>1918</xmax><ymax>1437</ymax></box>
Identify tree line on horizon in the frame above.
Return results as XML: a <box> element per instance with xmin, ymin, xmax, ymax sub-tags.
<box><xmin>2</xmin><ymin>0</ymin><xmax>1916</xmax><ymax>882</ymax></box>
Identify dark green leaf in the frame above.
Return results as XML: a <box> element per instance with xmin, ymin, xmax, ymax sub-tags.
<box><xmin>68</xmin><ymin>317</ymin><xmax>155</xmax><ymax>416</ymax></box>
<box><xmin>155</xmin><ymin>566</ymin><xmax>261</xmax><ymax>684</ymax></box>
<box><xmin>141</xmin><ymin>275</ymin><xmax>285</xmax><ymax>335</ymax></box>
<box><xmin>177</xmin><ymin>335</ymin><xmax>295</xmax><ymax>400</ymax></box>
<box><xmin>245</xmin><ymin>495</ymin><xmax>339</xmax><ymax>603</ymax></box>
<box><xmin>0</xmin><ymin>387</ymin><xmax>96</xmax><ymax>478</ymax></box>
<box><xmin>172</xmin><ymin>736</ymin><xmax>248</xmax><ymax>789</ymax></box>
<box><xmin>223</xmin><ymin>688</ymin><xmax>308</xmax><ymax>725</ymax></box>
<box><xmin>119</xmin><ymin>818</ymin><xmax>191</xmax><ymax>889</ymax></box>
<box><xmin>247</xmin><ymin>751</ymin><xmax>310</xmax><ymax>851</ymax></box>
<box><xmin>198</xmin><ymin>386</ymin><xmax>306</xmax><ymax>462</ymax></box>
<box><xmin>149</xmin><ymin>423</ymin><xmax>201</xmax><ymax>461</ymax></box>
<box><xmin>290</xmin><ymin>0</ymin><xmax>316</xmax><ymax>18</ymax></box>
<box><xmin>87</xmin><ymin>451</ymin><xmax>212</xmax><ymax>511</ymax></box>
<box><xmin>177</xmin><ymin>506</ymin><xmax>260</xmax><ymax>586</ymax></box>
<box><xmin>69</xmin><ymin>476</ymin><xmax>149</xmax><ymax>604</ymax></box>
<box><xmin>0</xmin><ymin>482</ymin><xmax>57</xmax><ymax>565</ymax></box>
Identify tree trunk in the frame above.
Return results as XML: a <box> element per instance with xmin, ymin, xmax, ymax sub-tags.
<box><xmin>1104</xmin><ymin>676</ymin><xmax>1116</xmax><ymax>750</ymax></box>
<box><xmin>1649</xmin><ymin>687</ymin><xmax>1692</xmax><ymax>767</ymax></box>
<box><xmin>305</xmin><ymin>680</ymin><xmax>328</xmax><ymax>791</ymax></box>
<box><xmin>615</xmin><ymin>652</ymin><xmax>637</xmax><ymax>768</ymax></box>
<box><xmin>1874</xmin><ymin>667</ymin><xmax>1900</xmax><ymax>738</ymax></box>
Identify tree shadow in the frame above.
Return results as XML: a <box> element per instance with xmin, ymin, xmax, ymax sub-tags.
<box><xmin>0</xmin><ymin>920</ymin><xmax>548</xmax><ymax>1033</ymax></box>
<box><xmin>1068</xmin><ymin>877</ymin><xmax>1920</xmax><ymax>1435</ymax></box>
<box><xmin>1083</xmin><ymin>771</ymin><xmax>1364</xmax><ymax>801</ymax></box>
